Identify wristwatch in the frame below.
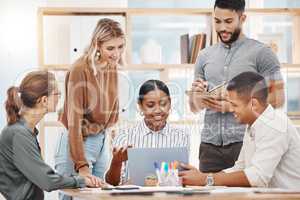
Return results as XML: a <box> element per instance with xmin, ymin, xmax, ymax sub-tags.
<box><xmin>205</xmin><ymin>173</ymin><xmax>214</xmax><ymax>186</ymax></box>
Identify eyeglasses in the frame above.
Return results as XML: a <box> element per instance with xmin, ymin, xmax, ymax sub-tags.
<box><xmin>51</xmin><ymin>92</ymin><xmax>62</xmax><ymax>96</ymax></box>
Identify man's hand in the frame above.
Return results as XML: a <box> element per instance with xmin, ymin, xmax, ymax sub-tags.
<box><xmin>111</xmin><ymin>146</ymin><xmax>132</xmax><ymax>164</ymax></box>
<box><xmin>188</xmin><ymin>79</ymin><xmax>208</xmax><ymax>112</ymax></box>
<box><xmin>201</xmin><ymin>97</ymin><xmax>231</xmax><ymax>113</ymax></box>
<box><xmin>178</xmin><ymin>163</ymin><xmax>207</xmax><ymax>186</ymax></box>
<box><xmin>191</xmin><ymin>79</ymin><xmax>208</xmax><ymax>93</ymax></box>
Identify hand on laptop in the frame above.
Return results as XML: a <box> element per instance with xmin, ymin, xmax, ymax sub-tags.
<box><xmin>178</xmin><ymin>163</ymin><xmax>206</xmax><ymax>186</ymax></box>
<box><xmin>111</xmin><ymin>145</ymin><xmax>132</xmax><ymax>164</ymax></box>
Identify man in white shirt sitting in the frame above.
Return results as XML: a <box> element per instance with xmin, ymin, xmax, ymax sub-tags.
<box><xmin>179</xmin><ymin>71</ymin><xmax>300</xmax><ymax>189</ymax></box>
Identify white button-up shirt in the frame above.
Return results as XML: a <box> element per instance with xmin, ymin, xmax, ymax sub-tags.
<box><xmin>112</xmin><ymin>120</ymin><xmax>190</xmax><ymax>184</ymax></box>
<box><xmin>224</xmin><ymin>105</ymin><xmax>300</xmax><ymax>189</ymax></box>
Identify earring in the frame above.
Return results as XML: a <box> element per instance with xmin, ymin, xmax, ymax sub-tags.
<box><xmin>96</xmin><ymin>50</ymin><xmax>101</xmax><ymax>60</ymax></box>
<box><xmin>140</xmin><ymin>111</ymin><xmax>144</xmax><ymax>116</ymax></box>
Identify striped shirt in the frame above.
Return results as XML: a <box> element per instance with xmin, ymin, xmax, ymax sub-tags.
<box><xmin>113</xmin><ymin>120</ymin><xmax>190</xmax><ymax>184</ymax></box>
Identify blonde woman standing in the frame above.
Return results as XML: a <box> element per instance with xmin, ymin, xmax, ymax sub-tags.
<box><xmin>55</xmin><ymin>18</ymin><xmax>125</xmax><ymax>199</ymax></box>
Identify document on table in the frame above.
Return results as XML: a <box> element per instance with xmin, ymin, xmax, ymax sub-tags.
<box><xmin>77</xmin><ymin>186</ymin><xmax>218</xmax><ymax>194</ymax></box>
<box><xmin>210</xmin><ymin>187</ymin><xmax>300</xmax><ymax>194</ymax></box>
<box><xmin>210</xmin><ymin>187</ymin><xmax>255</xmax><ymax>194</ymax></box>
<box><xmin>253</xmin><ymin>188</ymin><xmax>300</xmax><ymax>194</ymax></box>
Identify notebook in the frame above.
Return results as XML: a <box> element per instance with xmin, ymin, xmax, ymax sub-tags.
<box><xmin>185</xmin><ymin>82</ymin><xmax>228</xmax><ymax>100</ymax></box>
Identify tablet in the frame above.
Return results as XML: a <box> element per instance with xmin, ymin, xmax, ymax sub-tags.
<box><xmin>185</xmin><ymin>82</ymin><xmax>227</xmax><ymax>100</ymax></box>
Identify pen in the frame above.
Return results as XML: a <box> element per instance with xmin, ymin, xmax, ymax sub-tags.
<box><xmin>160</xmin><ymin>162</ymin><xmax>165</xmax><ymax>174</ymax></box>
<box><xmin>154</xmin><ymin>162</ymin><xmax>161</xmax><ymax>183</ymax></box>
<box><xmin>173</xmin><ymin>161</ymin><xmax>177</xmax><ymax>170</ymax></box>
<box><xmin>164</xmin><ymin>162</ymin><xmax>169</xmax><ymax>177</ymax></box>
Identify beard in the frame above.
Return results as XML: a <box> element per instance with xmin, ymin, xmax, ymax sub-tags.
<box><xmin>218</xmin><ymin>27</ymin><xmax>241</xmax><ymax>45</ymax></box>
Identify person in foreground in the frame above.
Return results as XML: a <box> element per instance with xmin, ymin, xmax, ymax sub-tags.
<box><xmin>0</xmin><ymin>71</ymin><xmax>102</xmax><ymax>200</ymax></box>
<box><xmin>105</xmin><ymin>80</ymin><xmax>190</xmax><ymax>185</ymax></box>
<box><xmin>180</xmin><ymin>72</ymin><xmax>300</xmax><ymax>189</ymax></box>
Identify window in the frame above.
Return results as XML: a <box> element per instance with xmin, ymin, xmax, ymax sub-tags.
<box><xmin>131</xmin><ymin>15</ymin><xmax>211</xmax><ymax>64</ymax></box>
<box><xmin>244</xmin><ymin>14</ymin><xmax>294</xmax><ymax>63</ymax></box>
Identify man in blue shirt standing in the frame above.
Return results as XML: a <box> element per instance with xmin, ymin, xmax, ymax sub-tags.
<box><xmin>188</xmin><ymin>0</ymin><xmax>285</xmax><ymax>172</ymax></box>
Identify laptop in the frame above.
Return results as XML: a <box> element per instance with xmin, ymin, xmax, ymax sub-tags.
<box><xmin>127</xmin><ymin>147</ymin><xmax>189</xmax><ymax>186</ymax></box>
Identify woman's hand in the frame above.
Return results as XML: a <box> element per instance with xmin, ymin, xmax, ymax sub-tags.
<box><xmin>79</xmin><ymin>166</ymin><xmax>107</xmax><ymax>188</ymax></box>
<box><xmin>84</xmin><ymin>175</ymin><xmax>107</xmax><ymax>188</ymax></box>
<box><xmin>111</xmin><ymin>146</ymin><xmax>132</xmax><ymax>164</ymax></box>
<box><xmin>78</xmin><ymin>166</ymin><xmax>91</xmax><ymax>177</ymax></box>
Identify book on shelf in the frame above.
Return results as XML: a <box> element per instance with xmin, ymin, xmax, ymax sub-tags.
<box><xmin>180</xmin><ymin>34</ymin><xmax>189</xmax><ymax>64</ymax></box>
<box><xmin>180</xmin><ymin>33</ymin><xmax>207</xmax><ymax>64</ymax></box>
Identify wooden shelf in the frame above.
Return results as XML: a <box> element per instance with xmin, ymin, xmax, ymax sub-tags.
<box><xmin>42</xmin><ymin>64</ymin><xmax>196</xmax><ymax>71</ymax></box>
<box><xmin>282</xmin><ymin>63</ymin><xmax>300</xmax><ymax>68</ymax></box>
<box><xmin>39</xmin><ymin>8</ymin><xmax>213</xmax><ymax>16</ymax></box>
<box><xmin>127</xmin><ymin>8</ymin><xmax>212</xmax><ymax>15</ymax></box>
<box><xmin>281</xmin><ymin>64</ymin><xmax>300</xmax><ymax>72</ymax></box>
<box><xmin>288</xmin><ymin>115</ymin><xmax>300</xmax><ymax>125</ymax></box>
<box><xmin>43</xmin><ymin>117</ymin><xmax>300</xmax><ymax>128</ymax></box>
<box><xmin>39</xmin><ymin>7</ymin><xmax>127</xmax><ymax>16</ymax></box>
<box><xmin>42</xmin><ymin>64</ymin><xmax>69</xmax><ymax>71</ymax></box>
<box><xmin>245</xmin><ymin>8</ymin><xmax>300</xmax><ymax>15</ymax></box>
<box><xmin>42</xmin><ymin>63</ymin><xmax>300</xmax><ymax>71</ymax></box>
<box><xmin>126</xmin><ymin>64</ymin><xmax>195</xmax><ymax>70</ymax></box>
<box><xmin>39</xmin><ymin>7</ymin><xmax>300</xmax><ymax>16</ymax></box>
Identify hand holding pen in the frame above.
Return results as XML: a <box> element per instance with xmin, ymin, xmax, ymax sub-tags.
<box><xmin>192</xmin><ymin>80</ymin><xmax>208</xmax><ymax>93</ymax></box>
<box><xmin>186</xmin><ymin>78</ymin><xmax>208</xmax><ymax>96</ymax></box>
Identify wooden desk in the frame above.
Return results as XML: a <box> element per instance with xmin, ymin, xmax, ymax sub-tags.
<box><xmin>62</xmin><ymin>188</ymin><xmax>300</xmax><ymax>200</ymax></box>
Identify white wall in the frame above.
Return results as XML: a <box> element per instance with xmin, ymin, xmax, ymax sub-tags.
<box><xmin>0</xmin><ymin>2</ymin><xmax>45</xmax><ymax>199</ymax></box>
<box><xmin>0</xmin><ymin>0</ymin><xmax>46</xmax><ymax>129</ymax></box>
